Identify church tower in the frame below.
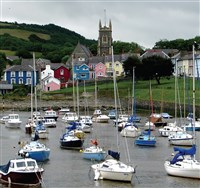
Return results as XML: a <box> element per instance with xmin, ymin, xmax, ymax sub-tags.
<box><xmin>97</xmin><ymin>19</ymin><xmax>113</xmax><ymax>56</ymax></box>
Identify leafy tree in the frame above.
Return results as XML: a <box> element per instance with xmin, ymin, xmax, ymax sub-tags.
<box><xmin>0</xmin><ymin>52</ymin><xmax>8</xmax><ymax>78</ymax></box>
<box><xmin>123</xmin><ymin>55</ymin><xmax>143</xmax><ymax>79</ymax></box>
<box><xmin>15</xmin><ymin>49</ymin><xmax>32</xmax><ymax>58</ymax></box>
<box><xmin>113</xmin><ymin>41</ymin><xmax>143</xmax><ymax>54</ymax></box>
<box><xmin>141</xmin><ymin>56</ymin><xmax>174</xmax><ymax>84</ymax></box>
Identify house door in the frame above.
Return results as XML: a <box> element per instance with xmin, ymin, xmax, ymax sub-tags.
<box><xmin>48</xmin><ymin>87</ymin><xmax>50</xmax><ymax>91</ymax></box>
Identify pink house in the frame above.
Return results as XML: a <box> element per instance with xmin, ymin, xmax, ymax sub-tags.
<box><xmin>43</xmin><ymin>76</ymin><xmax>61</xmax><ymax>91</ymax></box>
<box><xmin>95</xmin><ymin>62</ymin><xmax>106</xmax><ymax>78</ymax></box>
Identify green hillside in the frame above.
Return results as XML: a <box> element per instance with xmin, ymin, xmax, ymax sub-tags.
<box><xmin>0</xmin><ymin>28</ymin><xmax>50</xmax><ymax>41</ymax></box>
<box><xmin>0</xmin><ymin>21</ymin><xmax>96</xmax><ymax>62</ymax></box>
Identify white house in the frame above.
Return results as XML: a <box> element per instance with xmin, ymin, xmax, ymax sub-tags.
<box><xmin>176</xmin><ymin>52</ymin><xmax>200</xmax><ymax>77</ymax></box>
<box><xmin>41</xmin><ymin>65</ymin><xmax>54</xmax><ymax>80</ymax></box>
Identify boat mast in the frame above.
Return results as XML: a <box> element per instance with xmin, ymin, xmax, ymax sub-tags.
<box><xmin>192</xmin><ymin>42</ymin><xmax>196</xmax><ymax>145</ymax></box>
<box><xmin>33</xmin><ymin>52</ymin><xmax>37</xmax><ymax>113</ymax></box>
<box><xmin>132</xmin><ymin>67</ymin><xmax>135</xmax><ymax>116</ymax></box>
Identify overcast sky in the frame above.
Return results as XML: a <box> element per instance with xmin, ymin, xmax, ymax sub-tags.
<box><xmin>0</xmin><ymin>0</ymin><xmax>199</xmax><ymax>49</ymax></box>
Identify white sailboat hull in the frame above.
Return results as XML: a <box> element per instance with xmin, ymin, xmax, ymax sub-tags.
<box><xmin>91</xmin><ymin>159</ymin><xmax>135</xmax><ymax>182</ymax></box>
<box><xmin>169</xmin><ymin>139</ymin><xmax>193</xmax><ymax>146</ymax></box>
<box><xmin>120</xmin><ymin>126</ymin><xmax>141</xmax><ymax>138</ymax></box>
<box><xmin>164</xmin><ymin>160</ymin><xmax>200</xmax><ymax>179</ymax></box>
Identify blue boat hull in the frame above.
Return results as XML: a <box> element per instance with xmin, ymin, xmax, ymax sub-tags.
<box><xmin>27</xmin><ymin>150</ymin><xmax>50</xmax><ymax>162</ymax></box>
<box><xmin>185</xmin><ymin>127</ymin><xmax>200</xmax><ymax>131</ymax></box>
<box><xmin>135</xmin><ymin>135</ymin><xmax>156</xmax><ymax>146</ymax></box>
<box><xmin>82</xmin><ymin>152</ymin><xmax>106</xmax><ymax>161</ymax></box>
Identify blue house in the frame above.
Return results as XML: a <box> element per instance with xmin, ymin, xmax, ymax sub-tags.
<box><xmin>4</xmin><ymin>64</ymin><xmax>39</xmax><ymax>86</ymax></box>
<box><xmin>73</xmin><ymin>63</ymin><xmax>90</xmax><ymax>81</ymax></box>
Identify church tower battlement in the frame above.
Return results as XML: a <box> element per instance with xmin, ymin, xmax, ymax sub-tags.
<box><xmin>97</xmin><ymin>18</ymin><xmax>113</xmax><ymax>56</ymax></box>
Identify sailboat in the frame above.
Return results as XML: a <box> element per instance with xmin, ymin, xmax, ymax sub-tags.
<box><xmin>120</xmin><ymin>67</ymin><xmax>141</xmax><ymax>138</ymax></box>
<box><xmin>91</xmin><ymin>46</ymin><xmax>135</xmax><ymax>182</ymax></box>
<box><xmin>92</xmin><ymin>78</ymin><xmax>110</xmax><ymax>123</ymax></box>
<box><xmin>134</xmin><ymin>80</ymin><xmax>156</xmax><ymax>146</ymax></box>
<box><xmin>164</xmin><ymin>43</ymin><xmax>200</xmax><ymax>179</ymax></box>
<box><xmin>81</xmin><ymin>80</ymin><xmax>106</xmax><ymax>161</ymax></box>
<box><xmin>165</xmin><ymin>52</ymin><xmax>193</xmax><ymax>146</ymax></box>
<box><xmin>81</xmin><ymin>139</ymin><xmax>106</xmax><ymax>161</ymax></box>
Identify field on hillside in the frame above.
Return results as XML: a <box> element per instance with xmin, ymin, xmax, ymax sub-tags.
<box><xmin>0</xmin><ymin>28</ymin><xmax>50</xmax><ymax>40</ymax></box>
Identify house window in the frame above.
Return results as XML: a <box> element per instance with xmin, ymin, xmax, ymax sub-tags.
<box><xmin>11</xmin><ymin>78</ymin><xmax>15</xmax><ymax>84</ymax></box>
<box><xmin>78</xmin><ymin>57</ymin><xmax>85</xmax><ymax>61</ymax></box>
<box><xmin>19</xmin><ymin>78</ymin><xmax>23</xmax><ymax>84</ymax></box>
<box><xmin>81</xmin><ymin>74</ymin><xmax>86</xmax><ymax>78</ymax></box>
<box><xmin>116</xmin><ymin>71</ymin><xmax>119</xmax><ymax>75</ymax></box>
<box><xmin>27</xmin><ymin>71</ymin><xmax>31</xmax><ymax>77</ymax></box>
<box><xmin>99</xmin><ymin>66</ymin><xmax>102</xmax><ymax>69</ymax></box>
<box><xmin>83</xmin><ymin>66</ymin><xmax>88</xmax><ymax>71</ymax></box>
<box><xmin>116</xmin><ymin>63</ymin><xmax>119</xmax><ymax>67</ymax></box>
<box><xmin>109</xmin><ymin>63</ymin><xmax>112</xmax><ymax>68</ymax></box>
<box><xmin>60</xmin><ymin>69</ymin><xmax>64</xmax><ymax>75</ymax></box>
<box><xmin>19</xmin><ymin>71</ymin><xmax>23</xmax><ymax>77</ymax></box>
<box><xmin>11</xmin><ymin>71</ymin><xmax>15</xmax><ymax>77</ymax></box>
<box><xmin>26</xmin><ymin>78</ymin><xmax>32</xmax><ymax>85</ymax></box>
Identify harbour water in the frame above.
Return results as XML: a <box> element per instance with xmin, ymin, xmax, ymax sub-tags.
<box><xmin>0</xmin><ymin>110</ymin><xmax>200</xmax><ymax>188</ymax></box>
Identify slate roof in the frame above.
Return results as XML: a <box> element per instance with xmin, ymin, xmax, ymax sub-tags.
<box><xmin>140</xmin><ymin>49</ymin><xmax>170</xmax><ymax>59</ymax></box>
<box><xmin>4</xmin><ymin>64</ymin><xmax>35</xmax><ymax>72</ymax></box>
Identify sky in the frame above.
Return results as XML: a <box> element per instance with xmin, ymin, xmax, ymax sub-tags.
<box><xmin>0</xmin><ymin>0</ymin><xmax>199</xmax><ymax>49</ymax></box>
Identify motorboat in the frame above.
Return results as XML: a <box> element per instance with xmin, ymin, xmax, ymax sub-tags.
<box><xmin>44</xmin><ymin>109</ymin><xmax>58</xmax><ymax>121</ymax></box>
<box><xmin>81</xmin><ymin>139</ymin><xmax>106</xmax><ymax>161</ymax></box>
<box><xmin>62</xmin><ymin>112</ymin><xmax>79</xmax><ymax>123</ymax></box>
<box><xmin>168</xmin><ymin>131</ymin><xmax>194</xmax><ymax>146</ymax></box>
<box><xmin>91</xmin><ymin>150</ymin><xmax>135</xmax><ymax>182</ymax></box>
<box><xmin>120</xmin><ymin>123</ymin><xmax>141</xmax><ymax>138</ymax></box>
<box><xmin>182</xmin><ymin>121</ymin><xmax>200</xmax><ymax>131</ymax></box>
<box><xmin>92</xmin><ymin>109</ymin><xmax>110</xmax><ymax>123</ymax></box>
<box><xmin>18</xmin><ymin>141</ymin><xmax>50</xmax><ymax>162</ymax></box>
<box><xmin>164</xmin><ymin>145</ymin><xmax>200</xmax><ymax>179</ymax></box>
<box><xmin>159</xmin><ymin>122</ymin><xmax>183</xmax><ymax>137</ymax></box>
<box><xmin>43</xmin><ymin>118</ymin><xmax>56</xmax><ymax>128</ymax></box>
<box><xmin>79</xmin><ymin>115</ymin><xmax>93</xmax><ymax>126</ymax></box>
<box><xmin>33</xmin><ymin>122</ymin><xmax>49</xmax><ymax>139</ymax></box>
<box><xmin>0</xmin><ymin>115</ymin><xmax>9</xmax><ymax>124</ymax></box>
<box><xmin>0</xmin><ymin>157</ymin><xmax>44</xmax><ymax>186</ymax></box>
<box><xmin>5</xmin><ymin>113</ymin><xmax>22</xmax><ymax>128</ymax></box>
<box><xmin>59</xmin><ymin>108</ymin><xmax>70</xmax><ymax>115</ymax></box>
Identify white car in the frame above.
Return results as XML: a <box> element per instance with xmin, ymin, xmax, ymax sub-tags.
<box><xmin>161</xmin><ymin>112</ymin><xmax>173</xmax><ymax>119</ymax></box>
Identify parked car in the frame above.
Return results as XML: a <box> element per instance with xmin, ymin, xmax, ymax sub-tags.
<box><xmin>161</xmin><ymin>112</ymin><xmax>173</xmax><ymax>119</ymax></box>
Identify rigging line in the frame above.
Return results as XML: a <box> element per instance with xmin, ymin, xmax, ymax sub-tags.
<box><xmin>176</xmin><ymin>76</ymin><xmax>183</xmax><ymax>126</ymax></box>
<box><xmin>116</xmin><ymin>81</ymin><xmax>122</xmax><ymax>115</ymax></box>
<box><xmin>112</xmin><ymin>46</ymin><xmax>119</xmax><ymax>152</ymax></box>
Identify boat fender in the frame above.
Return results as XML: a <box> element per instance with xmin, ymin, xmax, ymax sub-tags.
<box><xmin>8</xmin><ymin>177</ymin><xmax>11</xmax><ymax>185</ymax></box>
<box><xmin>94</xmin><ymin>169</ymin><xmax>100</xmax><ymax>181</ymax></box>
